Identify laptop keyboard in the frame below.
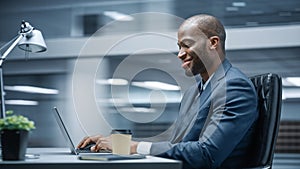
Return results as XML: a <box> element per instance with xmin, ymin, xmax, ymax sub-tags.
<box><xmin>76</xmin><ymin>148</ymin><xmax>112</xmax><ymax>153</ymax></box>
<box><xmin>76</xmin><ymin>143</ymin><xmax>112</xmax><ymax>153</ymax></box>
<box><xmin>76</xmin><ymin>149</ymin><xmax>92</xmax><ymax>153</ymax></box>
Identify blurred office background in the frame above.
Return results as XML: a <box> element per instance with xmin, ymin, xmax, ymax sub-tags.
<box><xmin>0</xmin><ymin>0</ymin><xmax>300</xmax><ymax>168</ymax></box>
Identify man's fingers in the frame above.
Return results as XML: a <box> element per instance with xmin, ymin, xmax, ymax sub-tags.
<box><xmin>90</xmin><ymin>145</ymin><xmax>97</xmax><ymax>152</ymax></box>
<box><xmin>77</xmin><ymin>135</ymin><xmax>106</xmax><ymax>149</ymax></box>
<box><xmin>77</xmin><ymin>137</ymin><xmax>88</xmax><ymax>148</ymax></box>
<box><xmin>78</xmin><ymin>137</ymin><xmax>92</xmax><ymax>148</ymax></box>
<box><xmin>92</xmin><ymin>138</ymin><xmax>111</xmax><ymax>152</ymax></box>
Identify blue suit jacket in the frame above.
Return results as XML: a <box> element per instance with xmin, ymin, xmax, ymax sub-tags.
<box><xmin>158</xmin><ymin>59</ymin><xmax>258</xmax><ymax>169</ymax></box>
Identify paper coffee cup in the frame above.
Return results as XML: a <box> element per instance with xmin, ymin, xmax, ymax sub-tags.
<box><xmin>111</xmin><ymin>129</ymin><xmax>132</xmax><ymax>155</ymax></box>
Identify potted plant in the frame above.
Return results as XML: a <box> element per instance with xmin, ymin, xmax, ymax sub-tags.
<box><xmin>0</xmin><ymin>110</ymin><xmax>35</xmax><ymax>160</ymax></box>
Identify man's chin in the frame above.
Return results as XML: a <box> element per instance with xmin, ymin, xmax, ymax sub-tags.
<box><xmin>185</xmin><ymin>70</ymin><xmax>194</xmax><ymax>77</ymax></box>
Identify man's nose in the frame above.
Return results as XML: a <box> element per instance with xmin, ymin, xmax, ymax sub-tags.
<box><xmin>177</xmin><ymin>49</ymin><xmax>186</xmax><ymax>59</ymax></box>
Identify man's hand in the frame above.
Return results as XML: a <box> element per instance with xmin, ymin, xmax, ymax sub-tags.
<box><xmin>77</xmin><ymin>135</ymin><xmax>112</xmax><ymax>152</ymax></box>
<box><xmin>77</xmin><ymin>135</ymin><xmax>140</xmax><ymax>154</ymax></box>
<box><xmin>77</xmin><ymin>135</ymin><xmax>103</xmax><ymax>149</ymax></box>
<box><xmin>91</xmin><ymin>137</ymin><xmax>139</xmax><ymax>154</ymax></box>
<box><xmin>131</xmin><ymin>141</ymin><xmax>139</xmax><ymax>154</ymax></box>
<box><xmin>92</xmin><ymin>135</ymin><xmax>112</xmax><ymax>152</ymax></box>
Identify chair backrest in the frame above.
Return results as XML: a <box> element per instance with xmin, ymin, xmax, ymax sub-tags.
<box><xmin>247</xmin><ymin>73</ymin><xmax>282</xmax><ymax>168</ymax></box>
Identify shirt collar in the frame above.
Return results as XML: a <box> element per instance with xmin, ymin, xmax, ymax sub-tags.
<box><xmin>202</xmin><ymin>73</ymin><xmax>215</xmax><ymax>90</ymax></box>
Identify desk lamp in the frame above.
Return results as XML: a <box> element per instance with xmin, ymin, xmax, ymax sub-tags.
<box><xmin>0</xmin><ymin>21</ymin><xmax>47</xmax><ymax>118</ymax></box>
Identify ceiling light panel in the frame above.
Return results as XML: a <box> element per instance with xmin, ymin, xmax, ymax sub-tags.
<box><xmin>232</xmin><ymin>2</ymin><xmax>246</xmax><ymax>7</ymax></box>
<box><xmin>96</xmin><ymin>78</ymin><xmax>128</xmax><ymax>85</ymax></box>
<box><xmin>5</xmin><ymin>100</ymin><xmax>38</xmax><ymax>106</ymax></box>
<box><xmin>131</xmin><ymin>81</ymin><xmax>180</xmax><ymax>91</ymax></box>
<box><xmin>4</xmin><ymin>85</ymin><xmax>59</xmax><ymax>94</ymax></box>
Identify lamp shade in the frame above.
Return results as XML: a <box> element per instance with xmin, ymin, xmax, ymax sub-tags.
<box><xmin>18</xmin><ymin>29</ymin><xmax>47</xmax><ymax>53</ymax></box>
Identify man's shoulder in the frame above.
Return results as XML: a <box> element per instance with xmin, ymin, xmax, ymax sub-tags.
<box><xmin>226</xmin><ymin>66</ymin><xmax>250</xmax><ymax>81</ymax></box>
<box><xmin>225</xmin><ymin>66</ymin><xmax>257</xmax><ymax>94</ymax></box>
<box><xmin>214</xmin><ymin>59</ymin><xmax>248</xmax><ymax>82</ymax></box>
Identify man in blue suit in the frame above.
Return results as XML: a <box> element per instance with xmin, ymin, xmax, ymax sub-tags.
<box><xmin>154</xmin><ymin>14</ymin><xmax>259</xmax><ymax>168</ymax></box>
<box><xmin>78</xmin><ymin>14</ymin><xmax>258</xmax><ymax>169</ymax></box>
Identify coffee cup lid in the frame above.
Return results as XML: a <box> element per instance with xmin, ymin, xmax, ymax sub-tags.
<box><xmin>111</xmin><ymin>129</ymin><xmax>132</xmax><ymax>134</ymax></box>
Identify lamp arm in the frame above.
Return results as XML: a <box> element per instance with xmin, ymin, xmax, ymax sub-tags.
<box><xmin>0</xmin><ymin>34</ymin><xmax>23</xmax><ymax>118</ymax></box>
<box><xmin>0</xmin><ymin>34</ymin><xmax>23</xmax><ymax>66</ymax></box>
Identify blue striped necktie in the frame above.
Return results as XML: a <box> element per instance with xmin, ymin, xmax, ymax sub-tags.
<box><xmin>198</xmin><ymin>81</ymin><xmax>203</xmax><ymax>95</ymax></box>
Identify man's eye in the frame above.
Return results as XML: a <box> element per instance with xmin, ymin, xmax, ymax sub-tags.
<box><xmin>182</xmin><ymin>44</ymin><xmax>189</xmax><ymax>48</ymax></box>
<box><xmin>177</xmin><ymin>42</ymin><xmax>190</xmax><ymax>49</ymax></box>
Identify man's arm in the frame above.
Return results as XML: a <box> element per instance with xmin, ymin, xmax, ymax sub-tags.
<box><xmin>130</xmin><ymin>84</ymin><xmax>200</xmax><ymax>155</ymax></box>
<box><xmin>150</xmin><ymin>142</ymin><xmax>176</xmax><ymax>155</ymax></box>
<box><xmin>131</xmin><ymin>141</ymin><xmax>176</xmax><ymax>155</ymax></box>
<box><xmin>81</xmin><ymin>84</ymin><xmax>199</xmax><ymax>154</ymax></box>
<box><xmin>157</xmin><ymin>77</ymin><xmax>258</xmax><ymax>168</ymax></box>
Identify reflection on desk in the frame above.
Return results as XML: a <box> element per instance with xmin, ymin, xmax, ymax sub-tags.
<box><xmin>0</xmin><ymin>148</ymin><xmax>182</xmax><ymax>169</ymax></box>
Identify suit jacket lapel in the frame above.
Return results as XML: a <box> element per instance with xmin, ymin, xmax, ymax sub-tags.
<box><xmin>182</xmin><ymin>59</ymin><xmax>233</xmax><ymax>141</ymax></box>
<box><xmin>198</xmin><ymin>59</ymin><xmax>232</xmax><ymax>109</ymax></box>
<box><xmin>170</xmin><ymin>83</ymin><xmax>201</xmax><ymax>143</ymax></box>
<box><xmin>210</xmin><ymin>58</ymin><xmax>232</xmax><ymax>86</ymax></box>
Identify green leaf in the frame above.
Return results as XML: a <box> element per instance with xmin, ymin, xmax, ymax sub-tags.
<box><xmin>0</xmin><ymin>110</ymin><xmax>35</xmax><ymax>131</ymax></box>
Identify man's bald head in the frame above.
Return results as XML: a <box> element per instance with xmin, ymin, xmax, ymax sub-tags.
<box><xmin>180</xmin><ymin>14</ymin><xmax>226</xmax><ymax>54</ymax></box>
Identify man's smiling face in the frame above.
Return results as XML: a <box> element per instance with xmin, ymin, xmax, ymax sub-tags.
<box><xmin>177</xmin><ymin>23</ymin><xmax>212</xmax><ymax>77</ymax></box>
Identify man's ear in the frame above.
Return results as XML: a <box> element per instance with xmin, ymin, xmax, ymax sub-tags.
<box><xmin>209</xmin><ymin>36</ymin><xmax>219</xmax><ymax>50</ymax></box>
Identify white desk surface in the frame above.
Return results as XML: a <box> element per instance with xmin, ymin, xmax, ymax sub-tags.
<box><xmin>0</xmin><ymin>147</ymin><xmax>182</xmax><ymax>169</ymax></box>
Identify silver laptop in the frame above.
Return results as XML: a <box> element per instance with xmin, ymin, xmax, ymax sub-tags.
<box><xmin>52</xmin><ymin>107</ymin><xmax>111</xmax><ymax>155</ymax></box>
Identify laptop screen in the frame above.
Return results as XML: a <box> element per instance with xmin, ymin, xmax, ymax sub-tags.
<box><xmin>52</xmin><ymin>107</ymin><xmax>78</xmax><ymax>154</ymax></box>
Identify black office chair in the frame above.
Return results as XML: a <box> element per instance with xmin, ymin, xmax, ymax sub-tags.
<box><xmin>245</xmin><ymin>73</ymin><xmax>282</xmax><ymax>169</ymax></box>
